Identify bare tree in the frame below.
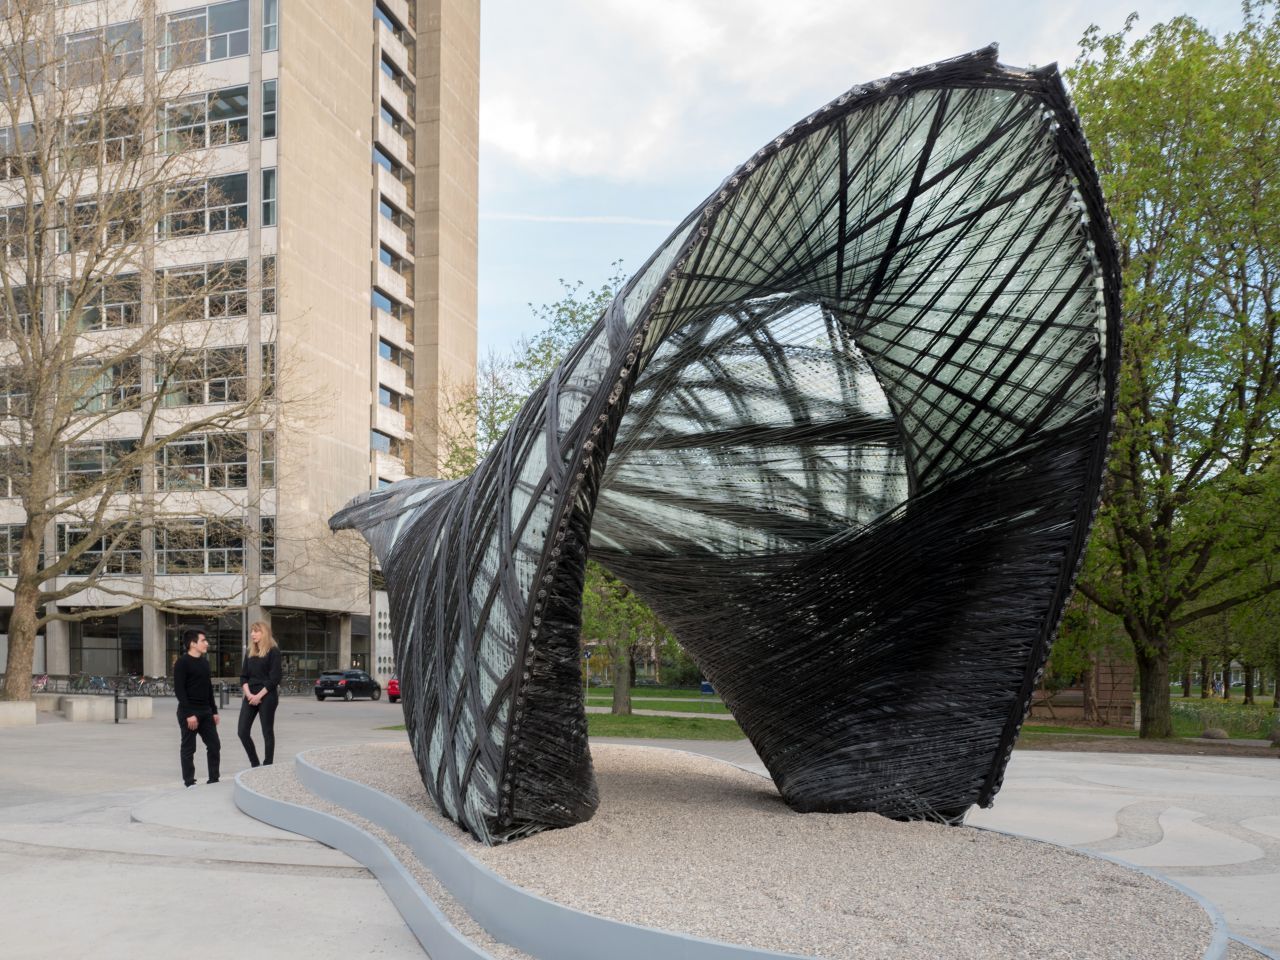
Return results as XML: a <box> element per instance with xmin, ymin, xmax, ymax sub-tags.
<box><xmin>0</xmin><ymin>1</ymin><xmax>277</xmax><ymax>700</ymax></box>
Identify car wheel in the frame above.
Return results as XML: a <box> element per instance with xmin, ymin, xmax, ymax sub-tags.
<box><xmin>343</xmin><ymin>689</ymin><xmax>353</xmax><ymax>702</ymax></box>
<box><xmin>315</xmin><ymin>694</ymin><xmax>324</xmax><ymax>701</ymax></box>
<box><xmin>372</xmin><ymin>688</ymin><xmax>381</xmax><ymax>701</ymax></box>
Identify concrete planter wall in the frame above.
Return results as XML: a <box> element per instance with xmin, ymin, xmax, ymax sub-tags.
<box><xmin>0</xmin><ymin>700</ymin><xmax>37</xmax><ymax>727</ymax></box>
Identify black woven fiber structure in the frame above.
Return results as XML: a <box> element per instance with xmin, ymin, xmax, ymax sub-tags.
<box><xmin>332</xmin><ymin>47</ymin><xmax>1121</xmax><ymax>845</ymax></box>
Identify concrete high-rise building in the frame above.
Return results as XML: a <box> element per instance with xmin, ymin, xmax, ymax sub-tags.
<box><xmin>0</xmin><ymin>0</ymin><xmax>479</xmax><ymax>685</ymax></box>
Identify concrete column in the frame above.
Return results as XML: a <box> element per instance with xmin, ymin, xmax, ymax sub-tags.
<box><xmin>45</xmin><ymin>619</ymin><xmax>71</xmax><ymax>675</ymax></box>
<box><xmin>338</xmin><ymin>613</ymin><xmax>352</xmax><ymax>669</ymax></box>
<box><xmin>143</xmin><ymin>606</ymin><xmax>167</xmax><ymax>677</ymax></box>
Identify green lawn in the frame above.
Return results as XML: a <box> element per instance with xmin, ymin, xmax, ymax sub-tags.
<box><xmin>587</xmin><ymin>697</ymin><xmax>731</xmax><ymax>715</ymax></box>
<box><xmin>1169</xmin><ymin>698</ymin><xmax>1278</xmax><ymax>738</ymax></box>
<box><xmin>588</xmin><ymin>713</ymin><xmax>746</xmax><ymax>740</ymax></box>
<box><xmin>1022</xmin><ymin>723</ymin><xmax>1137</xmax><ymax>737</ymax></box>
<box><xmin>589</xmin><ymin>685</ymin><xmax>712</xmax><ymax>699</ymax></box>
<box><xmin>381</xmin><ymin>715</ymin><xmax>746</xmax><ymax>740</ymax></box>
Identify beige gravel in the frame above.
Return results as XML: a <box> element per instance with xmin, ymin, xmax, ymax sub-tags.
<box><xmin>297</xmin><ymin>742</ymin><xmax>1214</xmax><ymax>960</ymax></box>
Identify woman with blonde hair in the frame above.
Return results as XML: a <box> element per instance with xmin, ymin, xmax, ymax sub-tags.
<box><xmin>238</xmin><ymin>621</ymin><xmax>282</xmax><ymax>766</ymax></box>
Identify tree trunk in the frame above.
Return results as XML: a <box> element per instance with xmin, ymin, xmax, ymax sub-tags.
<box><xmin>1180</xmin><ymin>665</ymin><xmax>1192</xmax><ymax>699</ymax></box>
<box><xmin>611</xmin><ymin>645</ymin><xmax>632</xmax><ymax>715</ymax></box>
<box><xmin>1135</xmin><ymin>647</ymin><xmax>1173</xmax><ymax>738</ymax></box>
<box><xmin>1221</xmin><ymin>653</ymin><xmax>1233</xmax><ymax>700</ymax></box>
<box><xmin>1242</xmin><ymin>662</ymin><xmax>1254</xmax><ymax>706</ymax></box>
<box><xmin>0</xmin><ymin>577</ymin><xmax>40</xmax><ymax>702</ymax></box>
<box><xmin>1200</xmin><ymin>656</ymin><xmax>1211</xmax><ymax>698</ymax></box>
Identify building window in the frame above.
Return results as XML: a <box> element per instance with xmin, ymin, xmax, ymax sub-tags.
<box><xmin>262</xmin><ymin>79</ymin><xmax>276</xmax><ymax>138</ymax></box>
<box><xmin>263</xmin><ymin>0</ymin><xmax>278</xmax><ymax>52</ymax></box>
<box><xmin>157</xmin><ymin>259</ymin><xmax>248</xmax><ymax>321</ymax></box>
<box><xmin>71</xmin><ymin>356</ymin><xmax>141</xmax><ymax>412</ymax></box>
<box><xmin>157</xmin><ymin>346</ymin><xmax>247</xmax><ymax>406</ymax></box>
<box><xmin>57</xmin><ymin>522</ymin><xmax>143</xmax><ymax>575</ymax></box>
<box><xmin>157</xmin><ymin>517</ymin><xmax>247</xmax><ymax>575</ymax></box>
<box><xmin>0</xmin><ymin>366</ymin><xmax>29</xmax><ymax>416</ymax></box>
<box><xmin>371</xmin><ymin>429</ymin><xmax>404</xmax><ymax>459</ymax></box>
<box><xmin>162</xmin><ymin>85</ymin><xmax>249</xmax><ymax>151</ymax></box>
<box><xmin>260</xmin><ymin>515</ymin><xmax>275</xmax><ymax>573</ymax></box>
<box><xmin>163</xmin><ymin>173</ymin><xmax>248</xmax><ymax>236</ymax></box>
<box><xmin>59</xmin><ymin>193</ymin><xmax>142</xmax><ymax>252</ymax></box>
<box><xmin>378</xmin><ymin>386</ymin><xmax>410</xmax><ymax>417</ymax></box>
<box><xmin>62</xmin><ymin>439</ymin><xmax>142</xmax><ymax>493</ymax></box>
<box><xmin>261</xmin><ymin>342</ymin><xmax>276</xmax><ymax>396</ymax></box>
<box><xmin>378</xmin><ymin>338</ymin><xmax>413</xmax><ymax>376</ymax></box>
<box><xmin>159</xmin><ymin>1</ymin><xmax>250</xmax><ymax>70</ymax></box>
<box><xmin>61</xmin><ymin>21</ymin><xmax>143</xmax><ymax>86</ymax></box>
<box><xmin>373</xmin><ymin>287</ymin><xmax>412</xmax><ymax>324</ymax></box>
<box><xmin>1</xmin><ymin>284</ymin><xmax>34</xmax><ymax>335</ymax></box>
<box><xmin>0</xmin><ymin>445</ymin><xmax>21</xmax><ymax>497</ymax></box>
<box><xmin>61</xmin><ymin>274</ymin><xmax>141</xmax><ymax>331</ymax></box>
<box><xmin>261</xmin><ymin>430</ymin><xmax>275</xmax><ymax>486</ymax></box>
<box><xmin>379</xmin><ymin>197</ymin><xmax>412</xmax><ymax>232</ymax></box>
<box><xmin>262</xmin><ymin>256</ymin><xmax>276</xmax><ymax>314</ymax></box>
<box><xmin>1</xmin><ymin>203</ymin><xmax>37</xmax><ymax>258</ymax></box>
<box><xmin>0</xmin><ymin>523</ymin><xmax>22</xmax><ymax>575</ymax></box>
<box><xmin>157</xmin><ymin>433</ymin><xmax>249</xmax><ymax>491</ymax></box>
<box><xmin>66</xmin><ymin>108</ymin><xmax>143</xmax><ymax>166</ymax></box>
<box><xmin>262</xmin><ymin>168</ymin><xmax>276</xmax><ymax>226</ymax></box>
<box><xmin>0</xmin><ymin>123</ymin><xmax>38</xmax><ymax>180</ymax></box>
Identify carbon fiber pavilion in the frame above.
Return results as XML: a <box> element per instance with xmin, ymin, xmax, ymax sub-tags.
<box><xmin>333</xmin><ymin>47</ymin><xmax>1122</xmax><ymax>845</ymax></box>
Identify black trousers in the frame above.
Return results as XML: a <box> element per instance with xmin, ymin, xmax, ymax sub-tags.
<box><xmin>237</xmin><ymin>689</ymin><xmax>279</xmax><ymax>767</ymax></box>
<box><xmin>178</xmin><ymin>710</ymin><xmax>220</xmax><ymax>785</ymax></box>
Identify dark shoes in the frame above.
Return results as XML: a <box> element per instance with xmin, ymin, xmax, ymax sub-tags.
<box><xmin>207</xmin><ymin>778</ymin><xmax>220</xmax><ymax>784</ymax></box>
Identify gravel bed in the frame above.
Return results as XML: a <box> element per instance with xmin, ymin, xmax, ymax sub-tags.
<box><xmin>305</xmin><ymin>742</ymin><xmax>1214</xmax><ymax>960</ymax></box>
<box><xmin>1227</xmin><ymin>942</ymin><xmax>1271</xmax><ymax>960</ymax></box>
<box><xmin>241</xmin><ymin>762</ymin><xmax>533</xmax><ymax>960</ymax></box>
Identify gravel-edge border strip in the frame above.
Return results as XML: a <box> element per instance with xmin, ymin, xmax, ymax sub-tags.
<box><xmin>232</xmin><ymin>769</ymin><xmax>493</xmax><ymax>960</ymax></box>
<box><xmin>293</xmin><ymin>750</ymin><xmax>812</xmax><ymax>960</ymax></box>
<box><xmin>955</xmin><ymin>827</ymin><xmax>1230</xmax><ymax>960</ymax></box>
<box><xmin>1228</xmin><ymin>934</ymin><xmax>1280</xmax><ymax>960</ymax></box>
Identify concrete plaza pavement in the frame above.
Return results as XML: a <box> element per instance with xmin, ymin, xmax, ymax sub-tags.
<box><xmin>1</xmin><ymin>702</ymin><xmax>1278</xmax><ymax>958</ymax></box>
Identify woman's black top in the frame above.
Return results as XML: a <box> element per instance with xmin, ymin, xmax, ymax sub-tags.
<box><xmin>239</xmin><ymin>647</ymin><xmax>282</xmax><ymax>695</ymax></box>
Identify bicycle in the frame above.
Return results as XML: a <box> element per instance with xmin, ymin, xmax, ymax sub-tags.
<box><xmin>31</xmin><ymin>674</ymin><xmax>49</xmax><ymax>694</ymax></box>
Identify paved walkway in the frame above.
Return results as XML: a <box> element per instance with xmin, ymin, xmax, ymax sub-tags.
<box><xmin>2</xmin><ymin>702</ymin><xmax>1277</xmax><ymax>958</ymax></box>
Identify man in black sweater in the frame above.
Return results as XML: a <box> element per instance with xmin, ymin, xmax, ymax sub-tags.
<box><xmin>174</xmin><ymin>628</ymin><xmax>220</xmax><ymax>786</ymax></box>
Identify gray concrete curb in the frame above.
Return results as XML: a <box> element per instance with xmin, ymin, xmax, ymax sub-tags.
<box><xmin>293</xmin><ymin>750</ymin><xmax>811</xmax><ymax>960</ymax></box>
<box><xmin>971</xmin><ymin>824</ymin><xmax>1229</xmax><ymax>960</ymax></box>
<box><xmin>232</xmin><ymin>769</ymin><xmax>493</xmax><ymax>960</ymax></box>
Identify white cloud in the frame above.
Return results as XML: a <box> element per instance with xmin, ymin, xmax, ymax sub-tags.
<box><xmin>480</xmin><ymin>0</ymin><xmax>1242</xmax><ymax>183</ymax></box>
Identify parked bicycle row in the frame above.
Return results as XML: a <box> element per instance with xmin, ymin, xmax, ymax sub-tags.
<box><xmin>9</xmin><ymin>673</ymin><xmax>326</xmax><ymax>697</ymax></box>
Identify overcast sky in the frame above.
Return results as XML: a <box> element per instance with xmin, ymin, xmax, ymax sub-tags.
<box><xmin>476</xmin><ymin>0</ymin><xmax>1242</xmax><ymax>354</ymax></box>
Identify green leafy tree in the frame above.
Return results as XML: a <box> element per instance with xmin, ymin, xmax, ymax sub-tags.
<box><xmin>1068</xmin><ymin>5</ymin><xmax>1280</xmax><ymax>737</ymax></box>
<box><xmin>580</xmin><ymin>562</ymin><xmax>672</xmax><ymax>714</ymax></box>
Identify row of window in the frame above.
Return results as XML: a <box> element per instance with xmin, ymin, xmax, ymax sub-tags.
<box><xmin>0</xmin><ymin>517</ymin><xmax>277</xmax><ymax>578</ymax></box>
<box><xmin>24</xmin><ymin>431</ymin><xmax>278</xmax><ymax>495</ymax></box>
<box><xmin>2</xmin><ymin>3</ymin><xmax>276</xmax><ymax>100</ymax></box>
<box><xmin>161</xmin><ymin>168</ymin><xmax>277</xmax><ymax>236</ymax></box>
<box><xmin>161</xmin><ymin>81</ymin><xmax>277</xmax><ymax>151</ymax></box>
<box><xmin>1</xmin><ymin>168</ymin><xmax>277</xmax><ymax>255</ymax></box>
<box><xmin>156</xmin><ymin>1</ymin><xmax>278</xmax><ymax>70</ymax></box>
<box><xmin>0</xmin><ymin>80</ymin><xmax>277</xmax><ymax>180</ymax></box>
<box><xmin>1</xmin><ymin>258</ymin><xmax>276</xmax><ymax>336</ymax></box>
<box><xmin>0</xmin><ymin>343</ymin><xmax>276</xmax><ymax>418</ymax></box>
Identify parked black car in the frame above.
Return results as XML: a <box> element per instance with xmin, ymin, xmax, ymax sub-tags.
<box><xmin>315</xmin><ymin>670</ymin><xmax>382</xmax><ymax>701</ymax></box>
